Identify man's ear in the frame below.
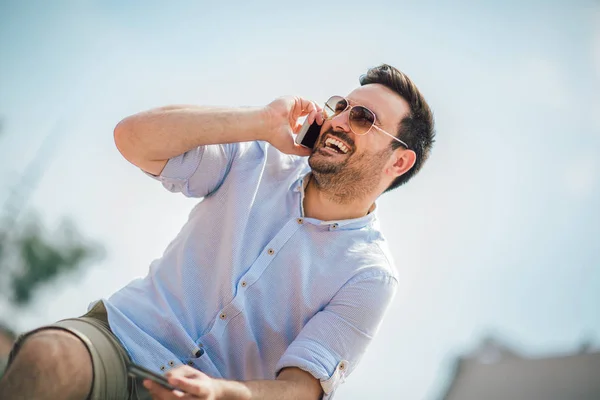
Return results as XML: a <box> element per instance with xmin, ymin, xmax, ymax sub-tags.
<box><xmin>386</xmin><ymin>149</ymin><xmax>416</xmax><ymax>178</ymax></box>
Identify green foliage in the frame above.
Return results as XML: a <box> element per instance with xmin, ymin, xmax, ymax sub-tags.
<box><xmin>4</xmin><ymin>218</ymin><xmax>103</xmax><ymax>306</ymax></box>
<box><xmin>0</xmin><ymin>116</ymin><xmax>104</xmax><ymax>310</ymax></box>
<box><xmin>0</xmin><ymin>117</ymin><xmax>105</xmax><ymax>378</ymax></box>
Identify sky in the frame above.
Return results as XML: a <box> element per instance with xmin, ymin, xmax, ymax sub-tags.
<box><xmin>1</xmin><ymin>0</ymin><xmax>599</xmax><ymax>398</ymax></box>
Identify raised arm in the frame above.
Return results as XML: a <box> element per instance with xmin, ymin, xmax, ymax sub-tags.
<box><xmin>113</xmin><ymin>98</ymin><xmax>323</xmax><ymax>176</ymax></box>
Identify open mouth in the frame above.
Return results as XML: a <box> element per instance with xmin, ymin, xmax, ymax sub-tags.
<box><xmin>322</xmin><ymin>136</ymin><xmax>351</xmax><ymax>155</ymax></box>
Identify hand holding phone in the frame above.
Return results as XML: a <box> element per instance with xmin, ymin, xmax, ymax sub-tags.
<box><xmin>294</xmin><ymin>118</ymin><xmax>322</xmax><ymax>150</ymax></box>
<box><xmin>127</xmin><ymin>362</ymin><xmax>184</xmax><ymax>393</ymax></box>
<box><xmin>263</xmin><ymin>97</ymin><xmax>323</xmax><ymax>156</ymax></box>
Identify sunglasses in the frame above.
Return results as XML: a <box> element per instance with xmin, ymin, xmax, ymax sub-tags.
<box><xmin>324</xmin><ymin>96</ymin><xmax>409</xmax><ymax>149</ymax></box>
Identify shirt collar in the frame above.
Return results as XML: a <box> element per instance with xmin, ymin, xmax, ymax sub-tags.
<box><xmin>293</xmin><ymin>172</ymin><xmax>377</xmax><ymax>231</ymax></box>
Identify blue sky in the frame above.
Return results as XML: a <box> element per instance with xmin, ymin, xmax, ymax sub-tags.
<box><xmin>1</xmin><ymin>1</ymin><xmax>599</xmax><ymax>398</ymax></box>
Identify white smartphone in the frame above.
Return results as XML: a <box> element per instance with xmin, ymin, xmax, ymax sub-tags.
<box><xmin>295</xmin><ymin>118</ymin><xmax>321</xmax><ymax>149</ymax></box>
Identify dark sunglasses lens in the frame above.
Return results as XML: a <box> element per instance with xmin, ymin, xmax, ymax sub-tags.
<box><xmin>325</xmin><ymin>97</ymin><xmax>347</xmax><ymax>119</ymax></box>
<box><xmin>349</xmin><ymin>106</ymin><xmax>375</xmax><ymax>134</ymax></box>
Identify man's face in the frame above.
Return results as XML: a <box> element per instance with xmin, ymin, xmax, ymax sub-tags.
<box><xmin>308</xmin><ymin>84</ymin><xmax>410</xmax><ymax>196</ymax></box>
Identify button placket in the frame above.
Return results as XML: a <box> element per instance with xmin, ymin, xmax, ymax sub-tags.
<box><xmin>204</xmin><ymin>218</ymin><xmax>302</xmax><ymax>340</ymax></box>
<box><xmin>212</xmin><ymin>301</ymin><xmax>244</xmax><ymax>337</ymax></box>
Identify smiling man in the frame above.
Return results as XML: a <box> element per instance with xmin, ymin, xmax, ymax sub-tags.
<box><xmin>0</xmin><ymin>64</ymin><xmax>435</xmax><ymax>400</ymax></box>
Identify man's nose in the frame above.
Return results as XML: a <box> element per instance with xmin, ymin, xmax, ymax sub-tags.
<box><xmin>329</xmin><ymin>110</ymin><xmax>352</xmax><ymax>134</ymax></box>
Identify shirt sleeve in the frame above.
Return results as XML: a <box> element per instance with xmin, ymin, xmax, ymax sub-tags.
<box><xmin>144</xmin><ymin>141</ymin><xmax>262</xmax><ymax>198</ymax></box>
<box><xmin>275</xmin><ymin>270</ymin><xmax>398</xmax><ymax>399</ymax></box>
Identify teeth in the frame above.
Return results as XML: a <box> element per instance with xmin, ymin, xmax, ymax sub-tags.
<box><xmin>325</xmin><ymin>137</ymin><xmax>349</xmax><ymax>154</ymax></box>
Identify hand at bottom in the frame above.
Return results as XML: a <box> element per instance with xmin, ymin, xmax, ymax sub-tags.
<box><xmin>145</xmin><ymin>365</ymin><xmax>223</xmax><ymax>400</ymax></box>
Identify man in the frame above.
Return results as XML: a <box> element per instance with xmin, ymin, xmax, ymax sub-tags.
<box><xmin>0</xmin><ymin>324</ymin><xmax>16</xmax><ymax>378</ymax></box>
<box><xmin>0</xmin><ymin>64</ymin><xmax>434</xmax><ymax>400</ymax></box>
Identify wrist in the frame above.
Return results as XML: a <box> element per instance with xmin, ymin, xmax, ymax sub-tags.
<box><xmin>216</xmin><ymin>379</ymin><xmax>251</xmax><ymax>400</ymax></box>
<box><xmin>256</xmin><ymin>105</ymin><xmax>275</xmax><ymax>143</ymax></box>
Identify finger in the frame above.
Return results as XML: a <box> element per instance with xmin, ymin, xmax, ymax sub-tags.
<box><xmin>164</xmin><ymin>365</ymin><xmax>189</xmax><ymax>378</ymax></box>
<box><xmin>307</xmin><ymin>110</ymin><xmax>317</xmax><ymax>125</ymax></box>
<box><xmin>144</xmin><ymin>380</ymin><xmax>185</xmax><ymax>399</ymax></box>
<box><xmin>316</xmin><ymin>107</ymin><xmax>325</xmax><ymax>125</ymax></box>
<box><xmin>166</xmin><ymin>365</ymin><xmax>204</xmax><ymax>380</ymax></box>
<box><xmin>293</xmin><ymin>97</ymin><xmax>317</xmax><ymax>119</ymax></box>
<box><xmin>169</xmin><ymin>376</ymin><xmax>212</xmax><ymax>398</ymax></box>
<box><xmin>307</xmin><ymin>102</ymin><xmax>325</xmax><ymax>125</ymax></box>
<box><xmin>300</xmin><ymin>98</ymin><xmax>317</xmax><ymax>115</ymax></box>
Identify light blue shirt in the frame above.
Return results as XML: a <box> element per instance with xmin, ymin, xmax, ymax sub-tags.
<box><xmin>101</xmin><ymin>140</ymin><xmax>398</xmax><ymax>398</ymax></box>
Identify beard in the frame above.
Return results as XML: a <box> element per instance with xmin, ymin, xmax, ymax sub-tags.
<box><xmin>308</xmin><ymin>133</ymin><xmax>392</xmax><ymax>204</ymax></box>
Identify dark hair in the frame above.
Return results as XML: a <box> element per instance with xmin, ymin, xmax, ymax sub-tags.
<box><xmin>359</xmin><ymin>64</ymin><xmax>435</xmax><ymax>192</ymax></box>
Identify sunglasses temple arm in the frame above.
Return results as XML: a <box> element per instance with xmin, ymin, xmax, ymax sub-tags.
<box><xmin>373</xmin><ymin>125</ymin><xmax>409</xmax><ymax>148</ymax></box>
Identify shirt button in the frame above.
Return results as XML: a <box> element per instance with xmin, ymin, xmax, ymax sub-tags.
<box><xmin>296</xmin><ymin>218</ymin><xmax>304</xmax><ymax>224</ymax></box>
<box><xmin>241</xmin><ymin>281</ymin><xmax>247</xmax><ymax>287</ymax></box>
<box><xmin>267</xmin><ymin>248</ymin><xmax>275</xmax><ymax>255</ymax></box>
<box><xmin>168</xmin><ymin>361</ymin><xmax>175</xmax><ymax>367</ymax></box>
<box><xmin>160</xmin><ymin>365</ymin><xmax>166</xmax><ymax>371</ymax></box>
<box><xmin>331</xmin><ymin>223</ymin><xmax>339</xmax><ymax>229</ymax></box>
<box><xmin>220</xmin><ymin>312</ymin><xmax>227</xmax><ymax>320</ymax></box>
<box><xmin>187</xmin><ymin>361</ymin><xmax>194</xmax><ymax>366</ymax></box>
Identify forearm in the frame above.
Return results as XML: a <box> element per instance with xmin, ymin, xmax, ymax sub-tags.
<box><xmin>219</xmin><ymin>379</ymin><xmax>321</xmax><ymax>400</ymax></box>
<box><xmin>114</xmin><ymin>105</ymin><xmax>269</xmax><ymax>172</ymax></box>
